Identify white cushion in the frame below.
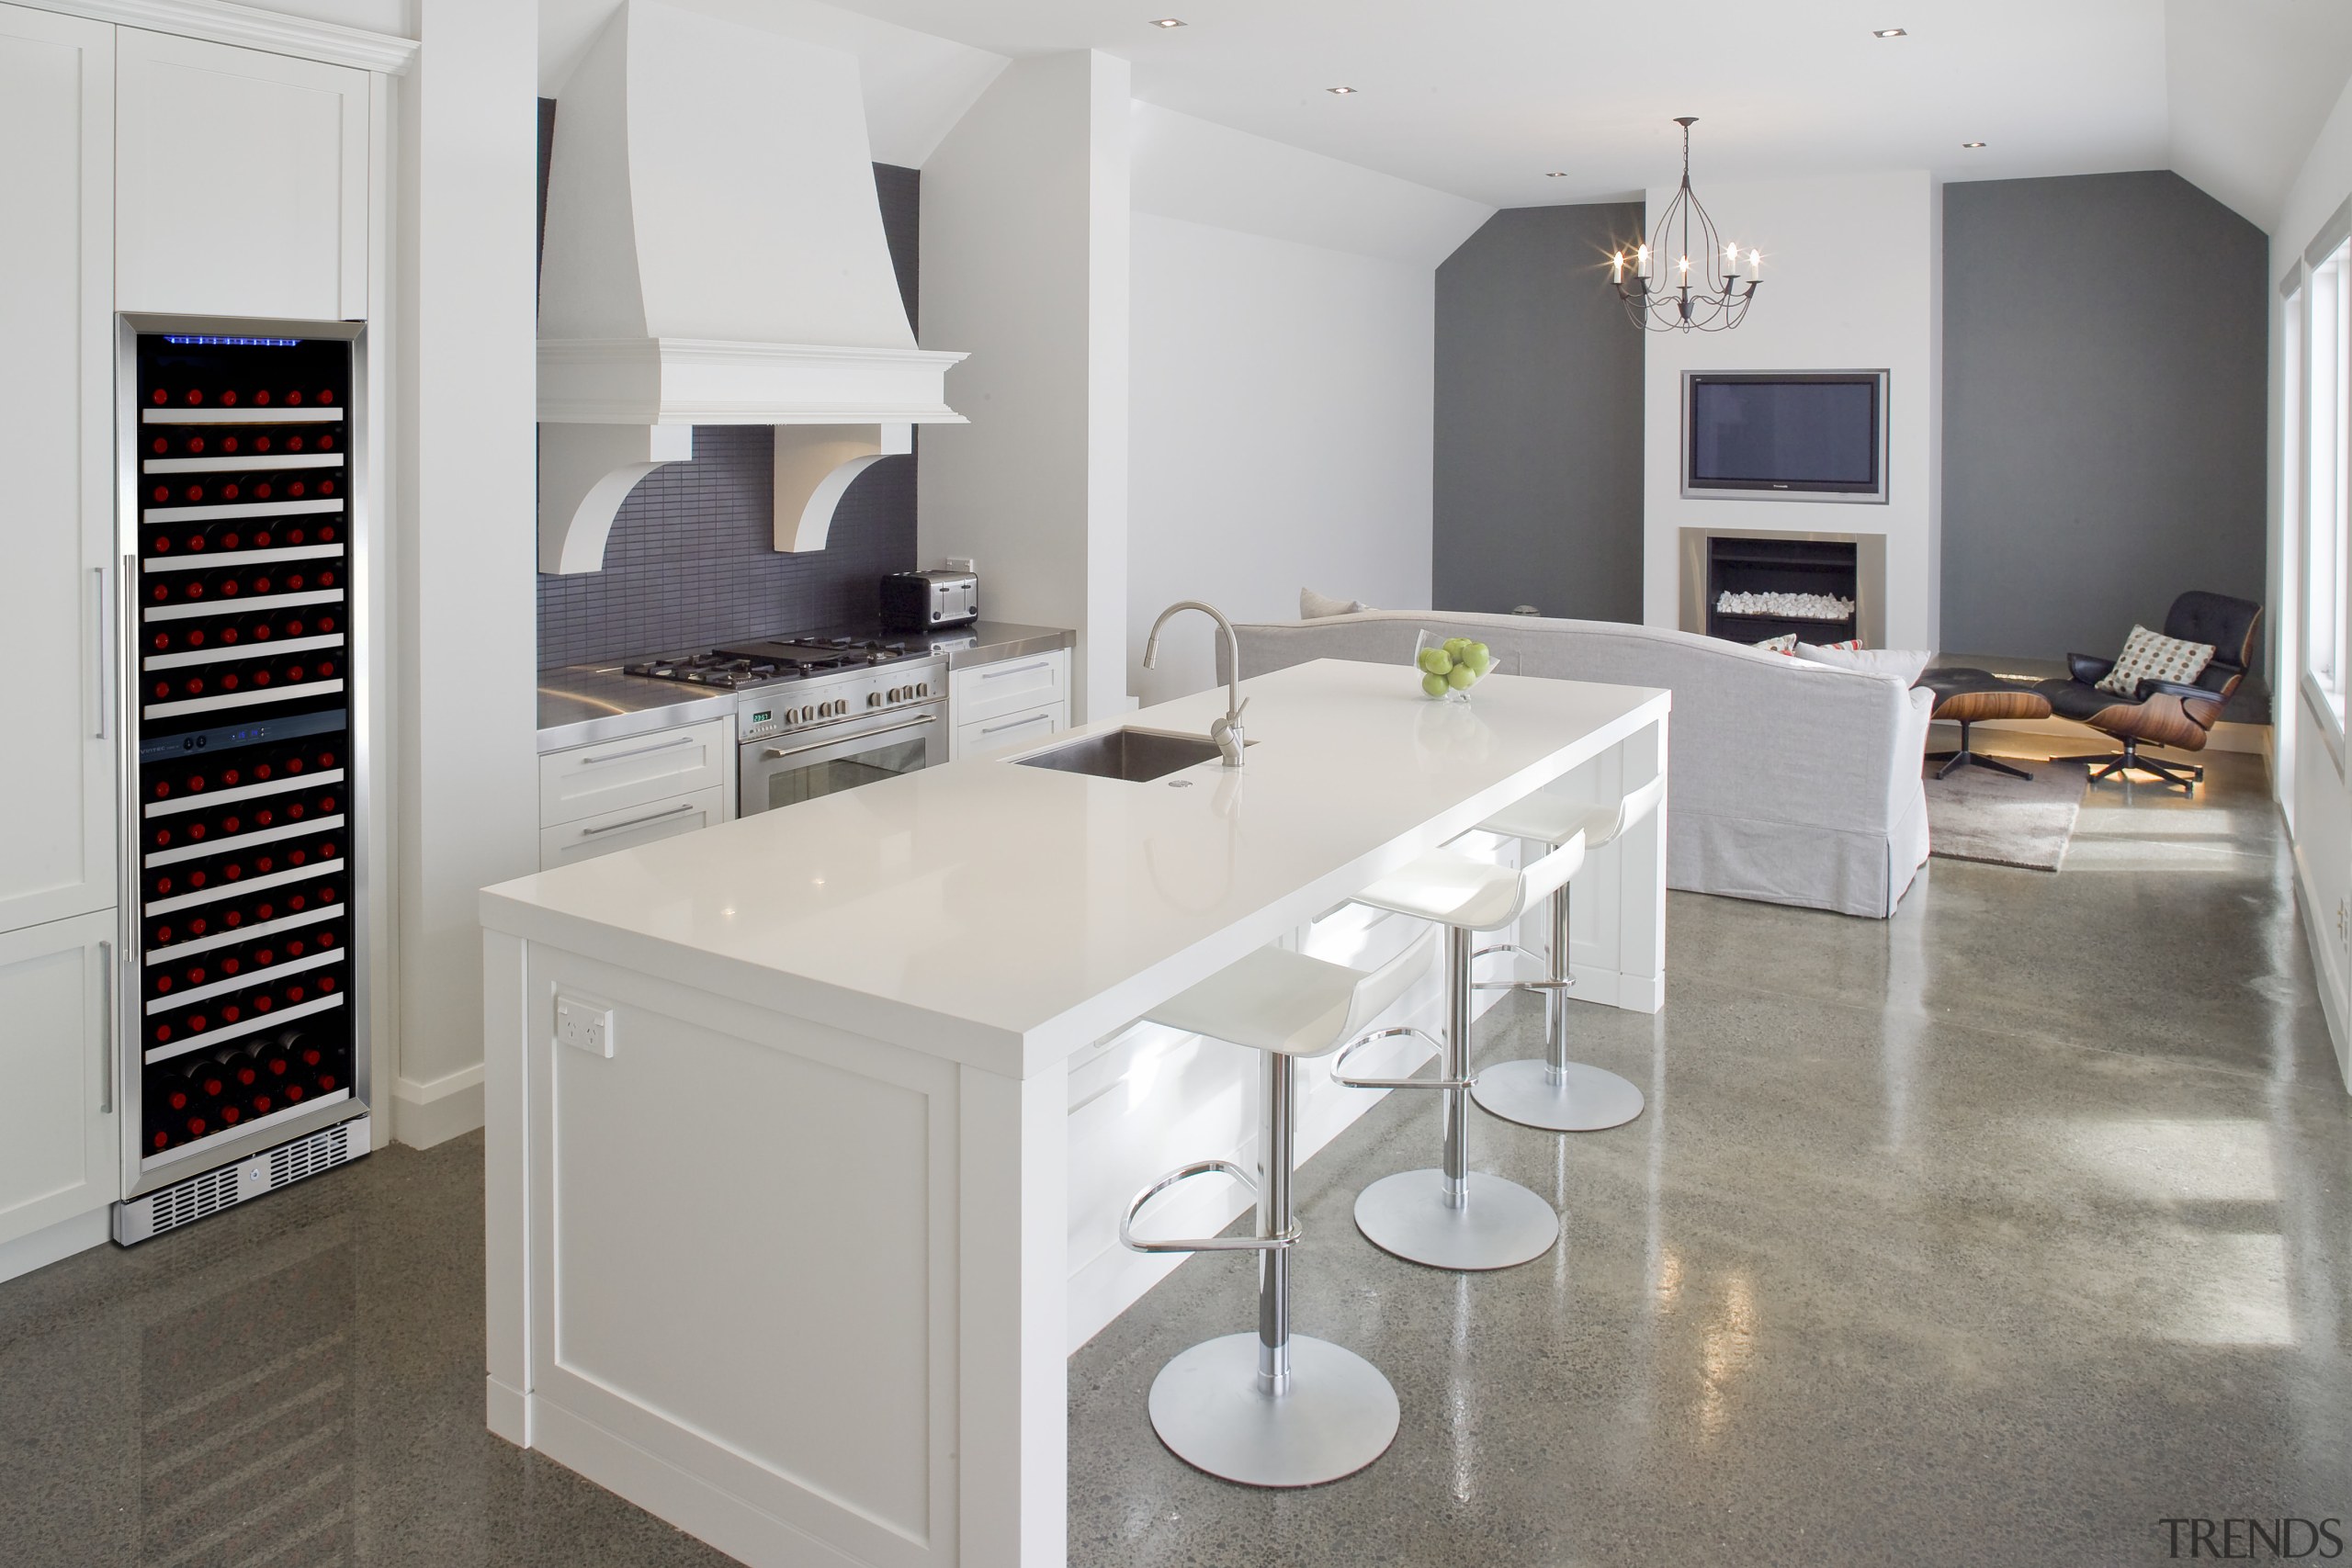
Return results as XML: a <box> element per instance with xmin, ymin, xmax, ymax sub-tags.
<box><xmin>1300</xmin><ymin>587</ymin><xmax>1370</xmax><ymax>619</ymax></box>
<box><xmin>2097</xmin><ymin>624</ymin><xmax>2215</xmax><ymax>696</ymax></box>
<box><xmin>1797</xmin><ymin>644</ymin><xmax>1933</xmax><ymax>686</ymax></box>
<box><xmin>1752</xmin><ymin>633</ymin><xmax>1798</xmax><ymax>654</ymax></box>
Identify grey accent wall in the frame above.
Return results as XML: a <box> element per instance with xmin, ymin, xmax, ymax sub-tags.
<box><xmin>535</xmin><ymin>161</ymin><xmax>923</xmax><ymax>667</ymax></box>
<box><xmin>1434</xmin><ymin>202</ymin><xmax>1646</xmax><ymax>622</ymax></box>
<box><xmin>1942</xmin><ymin>172</ymin><xmax>2268</xmax><ymax>705</ymax></box>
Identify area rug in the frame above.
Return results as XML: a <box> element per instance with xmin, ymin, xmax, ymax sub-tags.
<box><xmin>1924</xmin><ymin>758</ymin><xmax>2087</xmax><ymax>872</ymax></box>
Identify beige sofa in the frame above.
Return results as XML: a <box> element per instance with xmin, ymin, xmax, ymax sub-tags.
<box><xmin>1230</xmin><ymin>610</ymin><xmax>1934</xmax><ymax>919</ymax></box>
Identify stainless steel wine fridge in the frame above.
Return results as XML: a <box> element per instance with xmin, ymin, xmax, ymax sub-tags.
<box><xmin>113</xmin><ymin>316</ymin><xmax>374</xmax><ymax>1244</ymax></box>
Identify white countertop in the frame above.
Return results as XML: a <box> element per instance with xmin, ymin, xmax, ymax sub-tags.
<box><xmin>480</xmin><ymin>659</ymin><xmax>1668</xmax><ymax>1077</ymax></box>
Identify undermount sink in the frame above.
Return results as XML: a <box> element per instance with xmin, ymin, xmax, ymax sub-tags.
<box><xmin>1012</xmin><ymin>728</ymin><xmax>1230</xmax><ymax>783</ymax></box>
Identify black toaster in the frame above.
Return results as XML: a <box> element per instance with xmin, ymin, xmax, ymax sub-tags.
<box><xmin>880</xmin><ymin>570</ymin><xmax>978</xmax><ymax>631</ymax></box>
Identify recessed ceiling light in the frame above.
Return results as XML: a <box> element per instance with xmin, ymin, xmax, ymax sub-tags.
<box><xmin>1873</xmin><ymin>28</ymin><xmax>1907</xmax><ymax>38</ymax></box>
<box><xmin>1327</xmin><ymin>85</ymin><xmax>1358</xmax><ymax>95</ymax></box>
<box><xmin>1544</xmin><ymin>171</ymin><xmax>1569</xmax><ymax>178</ymax></box>
<box><xmin>1962</xmin><ymin>141</ymin><xmax>1986</xmax><ymax>149</ymax></box>
<box><xmin>1148</xmin><ymin>17</ymin><xmax>1185</xmax><ymax>28</ymax></box>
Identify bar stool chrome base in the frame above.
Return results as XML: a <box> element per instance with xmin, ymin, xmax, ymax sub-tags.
<box><xmin>1146</xmin><ymin>1333</ymin><xmax>1399</xmax><ymax>1488</ymax></box>
<box><xmin>1472</xmin><ymin>1057</ymin><xmax>1645</xmax><ymax>1133</ymax></box>
<box><xmin>1353</xmin><ymin>1168</ymin><xmax>1559</xmax><ymax>1271</ymax></box>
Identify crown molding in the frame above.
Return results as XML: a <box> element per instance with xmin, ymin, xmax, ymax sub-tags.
<box><xmin>30</xmin><ymin>0</ymin><xmax>417</xmax><ymax>73</ymax></box>
<box><xmin>537</xmin><ymin>338</ymin><xmax>969</xmax><ymax>427</ymax></box>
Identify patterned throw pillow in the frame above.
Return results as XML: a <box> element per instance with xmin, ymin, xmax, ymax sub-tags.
<box><xmin>2096</xmin><ymin>625</ymin><xmax>2215</xmax><ymax>696</ymax></box>
<box><xmin>1752</xmin><ymin>634</ymin><xmax>1799</xmax><ymax>655</ymax></box>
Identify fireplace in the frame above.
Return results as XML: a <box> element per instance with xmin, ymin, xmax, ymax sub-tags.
<box><xmin>1679</xmin><ymin>528</ymin><xmax>1887</xmax><ymax>648</ymax></box>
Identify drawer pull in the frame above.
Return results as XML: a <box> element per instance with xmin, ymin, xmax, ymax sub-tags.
<box><xmin>577</xmin><ymin>734</ymin><xmax>695</xmax><ymax>767</ymax></box>
<box><xmin>978</xmin><ymin>658</ymin><xmax>1051</xmax><ymax>682</ymax></box>
<box><xmin>577</xmin><ymin>801</ymin><xmax>696</xmax><ymax>837</ymax></box>
<box><xmin>979</xmin><ymin>712</ymin><xmax>1053</xmax><ymax>736</ymax></box>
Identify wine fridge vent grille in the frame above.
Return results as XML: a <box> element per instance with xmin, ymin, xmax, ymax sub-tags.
<box><xmin>151</xmin><ymin>1164</ymin><xmax>243</xmax><ymax>1234</ymax></box>
<box><xmin>117</xmin><ymin>1114</ymin><xmax>371</xmax><ymax>1245</ymax></box>
<box><xmin>269</xmin><ymin>1122</ymin><xmax>351</xmax><ymax>1188</ymax></box>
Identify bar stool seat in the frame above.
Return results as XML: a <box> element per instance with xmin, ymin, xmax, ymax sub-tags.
<box><xmin>1335</xmin><ymin>838</ymin><xmax>1579</xmax><ymax>1271</ymax></box>
<box><xmin>1118</xmin><ymin>930</ymin><xmax>1435</xmax><ymax>1487</ymax></box>
<box><xmin>1466</xmin><ymin>774</ymin><xmax>1665</xmax><ymax>1133</ymax></box>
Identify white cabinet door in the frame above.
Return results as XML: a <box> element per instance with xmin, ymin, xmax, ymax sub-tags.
<box><xmin>0</xmin><ymin>5</ymin><xmax>117</xmax><ymax>935</ymax></box>
<box><xmin>0</xmin><ymin>911</ymin><xmax>119</xmax><ymax>1247</ymax></box>
<box><xmin>116</xmin><ymin>28</ymin><xmax>368</xmax><ymax>321</ymax></box>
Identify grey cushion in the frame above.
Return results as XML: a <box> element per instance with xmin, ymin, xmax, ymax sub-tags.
<box><xmin>1228</xmin><ymin>611</ymin><xmax>1932</xmax><ymax>919</ymax></box>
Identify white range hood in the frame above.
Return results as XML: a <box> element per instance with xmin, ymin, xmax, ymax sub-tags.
<box><xmin>537</xmin><ymin>0</ymin><xmax>966</xmax><ymax>574</ymax></box>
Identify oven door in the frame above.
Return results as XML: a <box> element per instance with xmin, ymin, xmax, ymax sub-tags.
<box><xmin>739</xmin><ymin>708</ymin><xmax>944</xmax><ymax>816</ymax></box>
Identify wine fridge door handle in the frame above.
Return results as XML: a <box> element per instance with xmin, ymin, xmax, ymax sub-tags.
<box><xmin>98</xmin><ymin>940</ymin><xmax>114</xmax><ymax>1114</ymax></box>
<box><xmin>92</xmin><ymin>565</ymin><xmax>110</xmax><ymax>739</ymax></box>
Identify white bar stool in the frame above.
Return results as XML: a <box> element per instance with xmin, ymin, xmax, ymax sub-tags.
<box><xmin>1329</xmin><ymin>837</ymin><xmax>1581</xmax><ymax>1270</ymax></box>
<box><xmin>1468</xmin><ymin>773</ymin><xmax>1667</xmax><ymax>1133</ymax></box>
<box><xmin>1116</xmin><ymin>929</ymin><xmax>1436</xmax><ymax>1487</ymax></box>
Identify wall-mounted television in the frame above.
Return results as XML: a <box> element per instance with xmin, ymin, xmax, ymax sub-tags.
<box><xmin>1682</xmin><ymin>370</ymin><xmax>1889</xmax><ymax>503</ymax></box>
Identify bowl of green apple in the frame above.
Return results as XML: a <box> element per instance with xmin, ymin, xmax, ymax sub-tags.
<box><xmin>1414</xmin><ymin>631</ymin><xmax>1492</xmax><ymax>701</ymax></box>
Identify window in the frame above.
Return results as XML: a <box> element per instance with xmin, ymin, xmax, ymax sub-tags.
<box><xmin>2305</xmin><ymin>243</ymin><xmax>2351</xmax><ymax>728</ymax></box>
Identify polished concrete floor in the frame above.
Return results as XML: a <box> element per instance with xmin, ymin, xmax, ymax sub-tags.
<box><xmin>3</xmin><ymin>750</ymin><xmax>2346</xmax><ymax>1566</ymax></box>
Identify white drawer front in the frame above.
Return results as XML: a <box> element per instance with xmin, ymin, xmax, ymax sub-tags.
<box><xmin>957</xmin><ymin>703</ymin><xmax>1064</xmax><ymax>759</ymax></box>
<box><xmin>951</xmin><ymin>649</ymin><xmax>1068</xmax><ymax>726</ymax></box>
<box><xmin>540</xmin><ymin>718</ymin><xmax>730</xmax><ymax>827</ymax></box>
<box><xmin>539</xmin><ymin>786</ymin><xmax>726</xmax><ymax>871</ymax></box>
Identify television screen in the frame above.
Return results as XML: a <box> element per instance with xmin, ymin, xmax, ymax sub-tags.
<box><xmin>1684</xmin><ymin>373</ymin><xmax>1886</xmax><ymax>500</ymax></box>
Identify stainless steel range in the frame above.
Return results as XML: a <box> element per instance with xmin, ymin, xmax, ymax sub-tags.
<box><xmin>623</xmin><ymin>635</ymin><xmax>947</xmax><ymax>815</ymax></box>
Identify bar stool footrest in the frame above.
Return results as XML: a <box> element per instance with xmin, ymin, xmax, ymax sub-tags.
<box><xmin>1329</xmin><ymin>1027</ymin><xmax>1474</xmax><ymax>1091</ymax></box>
<box><xmin>1120</xmin><ymin>1159</ymin><xmax>1296</xmax><ymax>1255</ymax></box>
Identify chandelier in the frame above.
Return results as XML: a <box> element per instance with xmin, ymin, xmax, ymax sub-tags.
<box><xmin>1612</xmin><ymin>118</ymin><xmax>1759</xmax><ymax>333</ymax></box>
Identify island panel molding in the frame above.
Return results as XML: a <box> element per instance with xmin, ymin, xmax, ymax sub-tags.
<box><xmin>31</xmin><ymin>0</ymin><xmax>417</xmax><ymax>73</ymax></box>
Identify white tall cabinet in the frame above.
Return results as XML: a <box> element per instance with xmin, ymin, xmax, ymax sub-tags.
<box><xmin>0</xmin><ymin>1</ymin><xmax>394</xmax><ymax>1280</ymax></box>
<box><xmin>0</xmin><ymin>5</ymin><xmax>119</xmax><ymax>1269</ymax></box>
<box><xmin>115</xmin><ymin>28</ymin><xmax>371</xmax><ymax>321</ymax></box>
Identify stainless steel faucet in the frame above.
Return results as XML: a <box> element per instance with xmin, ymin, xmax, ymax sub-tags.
<box><xmin>1142</xmin><ymin>601</ymin><xmax>1248</xmax><ymax>767</ymax></box>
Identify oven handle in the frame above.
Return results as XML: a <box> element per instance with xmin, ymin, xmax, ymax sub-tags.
<box><xmin>761</xmin><ymin>714</ymin><xmax>937</xmax><ymax>762</ymax></box>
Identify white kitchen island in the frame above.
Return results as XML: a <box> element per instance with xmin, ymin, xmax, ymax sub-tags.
<box><xmin>480</xmin><ymin>659</ymin><xmax>1669</xmax><ymax>1568</ymax></box>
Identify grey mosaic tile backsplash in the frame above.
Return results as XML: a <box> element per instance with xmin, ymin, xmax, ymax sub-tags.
<box><xmin>535</xmin><ymin>429</ymin><xmax>917</xmax><ymax>667</ymax></box>
<box><xmin>536</xmin><ymin>161</ymin><xmax>922</xmax><ymax>669</ymax></box>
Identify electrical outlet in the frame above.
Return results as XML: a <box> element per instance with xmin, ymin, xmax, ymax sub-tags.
<box><xmin>944</xmin><ymin>557</ymin><xmax>975</xmax><ymax>573</ymax></box>
<box><xmin>555</xmin><ymin>994</ymin><xmax>616</xmax><ymax>1057</ymax></box>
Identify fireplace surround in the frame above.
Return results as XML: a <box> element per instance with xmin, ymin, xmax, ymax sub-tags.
<box><xmin>1679</xmin><ymin>527</ymin><xmax>1887</xmax><ymax>649</ymax></box>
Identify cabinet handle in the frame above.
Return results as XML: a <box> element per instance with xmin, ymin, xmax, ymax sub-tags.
<box><xmin>578</xmin><ymin>733</ymin><xmax>695</xmax><ymax>766</ymax></box>
<box><xmin>978</xmin><ymin>659</ymin><xmax>1050</xmax><ymax>682</ymax></box>
<box><xmin>98</xmin><ymin>940</ymin><xmax>114</xmax><ymax>1114</ymax></box>
<box><xmin>979</xmin><ymin>712</ymin><xmax>1052</xmax><ymax>736</ymax></box>
<box><xmin>577</xmin><ymin>801</ymin><xmax>696</xmax><ymax>837</ymax></box>
<box><xmin>91</xmin><ymin>566</ymin><xmax>108</xmax><ymax>739</ymax></box>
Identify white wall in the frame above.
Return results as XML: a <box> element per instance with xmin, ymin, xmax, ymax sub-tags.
<box><xmin>1642</xmin><ymin>171</ymin><xmax>1943</xmax><ymax>650</ymax></box>
<box><xmin>1128</xmin><ymin>217</ymin><xmax>1437</xmax><ymax>702</ymax></box>
<box><xmin>2269</xmin><ymin>67</ymin><xmax>2352</xmax><ymax>1090</ymax></box>
<box><xmin>918</xmin><ymin>51</ymin><xmax>1131</xmax><ymax>724</ymax></box>
<box><xmin>1126</xmin><ymin>104</ymin><xmax>1488</xmax><ymax>704</ymax></box>
<box><xmin>391</xmin><ymin>0</ymin><xmax>543</xmax><ymax>1145</ymax></box>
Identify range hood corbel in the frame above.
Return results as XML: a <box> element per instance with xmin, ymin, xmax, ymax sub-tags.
<box><xmin>774</xmin><ymin>424</ymin><xmax>912</xmax><ymax>553</ymax></box>
<box><xmin>536</xmin><ymin>1</ymin><xmax>966</xmax><ymax>574</ymax></box>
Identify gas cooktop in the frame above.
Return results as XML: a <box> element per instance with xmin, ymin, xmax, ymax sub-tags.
<box><xmin>623</xmin><ymin>636</ymin><xmax>930</xmax><ymax>691</ymax></box>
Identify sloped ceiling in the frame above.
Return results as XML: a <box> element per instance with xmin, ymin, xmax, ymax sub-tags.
<box><xmin>2166</xmin><ymin>0</ymin><xmax>2352</xmax><ymax>231</ymax></box>
<box><xmin>799</xmin><ymin>0</ymin><xmax>2352</xmax><ymax>231</ymax></box>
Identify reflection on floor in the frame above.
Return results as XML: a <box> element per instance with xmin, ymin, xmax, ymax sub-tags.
<box><xmin>2</xmin><ymin>752</ymin><xmax>2345</xmax><ymax>1567</ymax></box>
